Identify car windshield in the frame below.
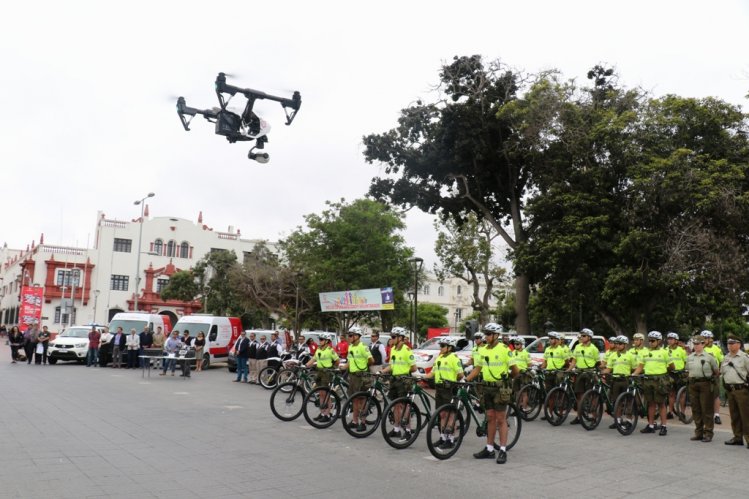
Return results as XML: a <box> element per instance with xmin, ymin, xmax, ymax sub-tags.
<box><xmin>109</xmin><ymin>319</ymin><xmax>148</xmax><ymax>334</ymax></box>
<box><xmin>174</xmin><ymin>322</ymin><xmax>208</xmax><ymax>337</ymax></box>
<box><xmin>59</xmin><ymin>328</ymin><xmax>90</xmax><ymax>338</ymax></box>
<box><xmin>417</xmin><ymin>338</ymin><xmax>453</xmax><ymax>350</ymax></box>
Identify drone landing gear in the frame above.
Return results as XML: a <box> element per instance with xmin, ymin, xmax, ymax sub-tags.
<box><xmin>249</xmin><ymin>146</ymin><xmax>269</xmax><ymax>164</ymax></box>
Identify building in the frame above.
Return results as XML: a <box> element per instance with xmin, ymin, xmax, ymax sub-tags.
<box><xmin>418</xmin><ymin>273</ymin><xmax>503</xmax><ymax>332</ymax></box>
<box><xmin>0</xmin><ymin>208</ymin><xmax>275</xmax><ymax>332</ymax></box>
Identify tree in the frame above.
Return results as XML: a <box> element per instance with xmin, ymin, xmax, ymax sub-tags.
<box><xmin>194</xmin><ymin>250</ymin><xmax>244</xmax><ymax>316</ymax></box>
<box><xmin>280</xmin><ymin>198</ymin><xmax>414</xmax><ymax>333</ymax></box>
<box><xmin>159</xmin><ymin>270</ymin><xmax>199</xmax><ymax>303</ymax></box>
<box><xmin>433</xmin><ymin>212</ymin><xmax>507</xmax><ymax>325</ymax></box>
<box><xmin>415</xmin><ymin>303</ymin><xmax>450</xmax><ymax>341</ymax></box>
<box><xmin>364</xmin><ymin>55</ymin><xmax>565</xmax><ymax>333</ymax></box>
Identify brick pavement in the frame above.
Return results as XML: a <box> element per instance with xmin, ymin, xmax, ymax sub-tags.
<box><xmin>0</xmin><ymin>341</ymin><xmax>746</xmax><ymax>498</ymax></box>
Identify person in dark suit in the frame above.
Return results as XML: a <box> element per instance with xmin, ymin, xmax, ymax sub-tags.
<box><xmin>111</xmin><ymin>327</ymin><xmax>127</xmax><ymax>368</ymax></box>
<box><xmin>139</xmin><ymin>326</ymin><xmax>153</xmax><ymax>368</ymax></box>
<box><xmin>233</xmin><ymin>331</ymin><xmax>250</xmax><ymax>383</ymax></box>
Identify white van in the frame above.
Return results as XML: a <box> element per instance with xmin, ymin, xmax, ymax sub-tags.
<box><xmin>108</xmin><ymin>312</ymin><xmax>173</xmax><ymax>336</ymax></box>
<box><xmin>172</xmin><ymin>315</ymin><xmax>242</xmax><ymax>369</ymax></box>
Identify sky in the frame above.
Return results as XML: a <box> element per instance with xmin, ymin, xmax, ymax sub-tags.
<box><xmin>1</xmin><ymin>0</ymin><xmax>748</xmax><ymax>270</ymax></box>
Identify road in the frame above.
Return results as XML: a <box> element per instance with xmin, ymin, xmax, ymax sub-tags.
<box><xmin>0</xmin><ymin>342</ymin><xmax>746</xmax><ymax>498</ymax></box>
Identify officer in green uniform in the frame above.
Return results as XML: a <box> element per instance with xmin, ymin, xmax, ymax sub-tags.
<box><xmin>465</xmin><ymin>327</ymin><xmax>518</xmax><ymax>464</ymax></box>
<box><xmin>605</xmin><ymin>336</ymin><xmax>633</xmax><ymax>428</ymax></box>
<box><xmin>424</xmin><ymin>338</ymin><xmax>464</xmax><ymax>449</ymax></box>
<box><xmin>686</xmin><ymin>335</ymin><xmax>719</xmax><ymax>442</ymax></box>
<box><xmin>666</xmin><ymin>332</ymin><xmax>687</xmax><ymax>420</ymax></box>
<box><xmin>541</xmin><ymin>331</ymin><xmax>570</xmax><ymax>391</ymax></box>
<box><xmin>305</xmin><ymin>333</ymin><xmax>339</xmax><ymax>423</ymax></box>
<box><xmin>568</xmin><ymin>328</ymin><xmax>600</xmax><ymax>424</ymax></box>
<box><xmin>701</xmin><ymin>330</ymin><xmax>725</xmax><ymax>425</ymax></box>
<box><xmin>604</xmin><ymin>336</ymin><xmax>618</xmax><ymax>367</ymax></box>
<box><xmin>511</xmin><ymin>337</ymin><xmax>531</xmax><ymax>393</ymax></box>
<box><xmin>629</xmin><ymin>333</ymin><xmax>647</xmax><ymax>367</ymax></box>
<box><xmin>380</xmin><ymin>328</ymin><xmax>416</xmax><ymax>438</ymax></box>
<box><xmin>720</xmin><ymin>334</ymin><xmax>749</xmax><ymax>447</ymax></box>
<box><xmin>467</xmin><ymin>332</ymin><xmax>486</xmax><ymax>369</ymax></box>
<box><xmin>633</xmin><ymin>331</ymin><xmax>674</xmax><ymax>435</ymax></box>
<box><xmin>346</xmin><ymin>326</ymin><xmax>373</xmax><ymax>431</ymax></box>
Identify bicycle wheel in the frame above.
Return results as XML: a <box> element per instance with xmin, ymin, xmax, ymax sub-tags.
<box><xmin>276</xmin><ymin>368</ymin><xmax>298</xmax><ymax>389</ymax></box>
<box><xmin>381</xmin><ymin>398</ymin><xmax>422</xmax><ymax>449</ymax></box>
<box><xmin>259</xmin><ymin>367</ymin><xmax>278</xmax><ymax>389</ymax></box>
<box><xmin>543</xmin><ymin>387</ymin><xmax>572</xmax><ymax>426</ymax></box>
<box><xmin>676</xmin><ymin>386</ymin><xmax>693</xmax><ymax>424</ymax></box>
<box><xmin>303</xmin><ymin>387</ymin><xmax>341</xmax><ymax>429</ymax></box>
<box><xmin>516</xmin><ymin>384</ymin><xmax>543</xmax><ymax>421</ymax></box>
<box><xmin>579</xmin><ymin>388</ymin><xmax>604</xmax><ymax>431</ymax></box>
<box><xmin>426</xmin><ymin>404</ymin><xmax>465</xmax><ymax>460</ymax></box>
<box><xmin>613</xmin><ymin>392</ymin><xmax>638</xmax><ymax>436</ymax></box>
<box><xmin>341</xmin><ymin>392</ymin><xmax>381</xmax><ymax>438</ymax></box>
<box><xmin>505</xmin><ymin>405</ymin><xmax>522</xmax><ymax>450</ymax></box>
<box><xmin>270</xmin><ymin>383</ymin><xmax>305</xmax><ymax>421</ymax></box>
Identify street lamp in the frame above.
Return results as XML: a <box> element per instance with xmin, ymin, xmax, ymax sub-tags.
<box><xmin>93</xmin><ymin>290</ymin><xmax>100</xmax><ymax>324</ymax></box>
<box><xmin>133</xmin><ymin>192</ymin><xmax>155</xmax><ymax>311</ymax></box>
<box><xmin>408</xmin><ymin>256</ymin><xmax>423</xmax><ymax>344</ymax></box>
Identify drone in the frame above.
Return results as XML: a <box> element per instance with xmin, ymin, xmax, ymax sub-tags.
<box><xmin>176</xmin><ymin>72</ymin><xmax>301</xmax><ymax>163</ymax></box>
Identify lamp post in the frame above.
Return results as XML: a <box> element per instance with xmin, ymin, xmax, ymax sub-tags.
<box><xmin>93</xmin><ymin>290</ymin><xmax>100</xmax><ymax>324</ymax></box>
<box><xmin>69</xmin><ymin>269</ymin><xmax>80</xmax><ymax>328</ymax></box>
<box><xmin>408</xmin><ymin>257</ymin><xmax>423</xmax><ymax>344</ymax></box>
<box><xmin>294</xmin><ymin>271</ymin><xmax>303</xmax><ymax>338</ymax></box>
<box><xmin>133</xmin><ymin>192</ymin><xmax>155</xmax><ymax>311</ymax></box>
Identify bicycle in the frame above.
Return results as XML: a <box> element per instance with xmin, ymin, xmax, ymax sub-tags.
<box><xmin>515</xmin><ymin>368</ymin><xmax>548</xmax><ymax>421</ymax></box>
<box><xmin>380</xmin><ymin>377</ymin><xmax>435</xmax><ymax>449</ymax></box>
<box><xmin>578</xmin><ymin>372</ymin><xmax>624</xmax><ymax>431</ymax></box>
<box><xmin>426</xmin><ymin>381</ymin><xmax>521</xmax><ymax>460</ymax></box>
<box><xmin>302</xmin><ymin>370</ymin><xmax>349</xmax><ymax>429</ymax></box>
<box><xmin>543</xmin><ymin>370</ymin><xmax>580</xmax><ymax>426</ymax></box>
<box><xmin>672</xmin><ymin>371</ymin><xmax>693</xmax><ymax>424</ymax></box>
<box><xmin>258</xmin><ymin>354</ymin><xmax>295</xmax><ymax>389</ymax></box>
<box><xmin>612</xmin><ymin>375</ymin><xmax>649</xmax><ymax>435</ymax></box>
<box><xmin>341</xmin><ymin>373</ymin><xmax>392</xmax><ymax>438</ymax></box>
<box><xmin>270</xmin><ymin>367</ymin><xmax>315</xmax><ymax>422</ymax></box>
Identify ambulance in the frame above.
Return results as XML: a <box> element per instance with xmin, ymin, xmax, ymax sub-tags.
<box><xmin>171</xmin><ymin>314</ymin><xmax>242</xmax><ymax>369</ymax></box>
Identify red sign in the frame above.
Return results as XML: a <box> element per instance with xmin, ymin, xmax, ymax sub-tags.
<box><xmin>427</xmin><ymin>327</ymin><xmax>452</xmax><ymax>339</ymax></box>
<box><xmin>19</xmin><ymin>286</ymin><xmax>43</xmax><ymax>328</ymax></box>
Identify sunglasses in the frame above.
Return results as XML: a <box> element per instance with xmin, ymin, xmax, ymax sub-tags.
<box><xmin>648</xmin><ymin>339</ymin><xmax>658</xmax><ymax>342</ymax></box>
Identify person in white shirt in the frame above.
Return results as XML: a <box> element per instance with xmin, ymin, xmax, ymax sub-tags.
<box><xmin>126</xmin><ymin>328</ymin><xmax>141</xmax><ymax>369</ymax></box>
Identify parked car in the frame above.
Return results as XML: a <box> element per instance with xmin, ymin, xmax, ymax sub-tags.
<box><xmin>525</xmin><ymin>333</ymin><xmax>608</xmax><ymax>366</ymax></box>
<box><xmin>47</xmin><ymin>324</ymin><xmax>106</xmax><ymax>365</ymax></box>
<box><xmin>414</xmin><ymin>335</ymin><xmax>470</xmax><ymax>376</ymax></box>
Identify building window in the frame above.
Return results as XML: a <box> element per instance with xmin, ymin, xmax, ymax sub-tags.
<box><xmin>153</xmin><ymin>239</ymin><xmax>163</xmax><ymax>256</ymax></box>
<box><xmin>180</xmin><ymin>242</ymin><xmax>190</xmax><ymax>258</ymax></box>
<box><xmin>56</xmin><ymin>269</ymin><xmax>81</xmax><ymax>287</ymax></box>
<box><xmin>166</xmin><ymin>240</ymin><xmax>176</xmax><ymax>257</ymax></box>
<box><xmin>113</xmin><ymin>238</ymin><xmax>132</xmax><ymax>253</ymax></box>
<box><xmin>457</xmin><ymin>285</ymin><xmax>462</xmax><ymax>295</ymax></box>
<box><xmin>54</xmin><ymin>306</ymin><xmax>76</xmax><ymax>325</ymax></box>
<box><xmin>156</xmin><ymin>278</ymin><xmax>169</xmax><ymax>293</ymax></box>
<box><xmin>438</xmin><ymin>286</ymin><xmax>444</xmax><ymax>297</ymax></box>
<box><xmin>111</xmin><ymin>274</ymin><xmax>129</xmax><ymax>291</ymax></box>
<box><xmin>455</xmin><ymin>308</ymin><xmax>463</xmax><ymax>320</ymax></box>
<box><xmin>422</xmin><ymin>284</ymin><xmax>430</xmax><ymax>295</ymax></box>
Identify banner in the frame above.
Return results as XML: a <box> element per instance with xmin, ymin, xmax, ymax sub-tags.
<box><xmin>19</xmin><ymin>286</ymin><xmax>43</xmax><ymax>328</ymax></box>
<box><xmin>319</xmin><ymin>287</ymin><xmax>394</xmax><ymax>312</ymax></box>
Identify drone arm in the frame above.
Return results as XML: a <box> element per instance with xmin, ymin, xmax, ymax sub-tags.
<box><xmin>177</xmin><ymin>97</ymin><xmax>219</xmax><ymax>131</ymax></box>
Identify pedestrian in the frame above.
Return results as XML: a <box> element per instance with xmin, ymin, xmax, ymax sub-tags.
<box><xmin>701</xmin><ymin>330</ymin><xmax>724</xmax><ymax>425</ymax></box>
<box><xmin>633</xmin><ymin>331</ymin><xmax>674</xmax><ymax>436</ymax></box>
<box><xmin>9</xmin><ymin>326</ymin><xmax>24</xmax><ymax>363</ymax></box>
<box><xmin>268</xmin><ymin>331</ymin><xmax>285</xmax><ymax>359</ymax></box>
<box><xmin>369</xmin><ymin>331</ymin><xmax>387</xmax><ymax>374</ymax></box>
<box><xmin>86</xmin><ymin>326</ymin><xmax>101</xmax><ymax>367</ymax></box>
<box><xmin>151</xmin><ymin>326</ymin><xmax>165</xmax><ymax>370</ymax></box>
<box><xmin>160</xmin><ymin>331</ymin><xmax>181</xmax><ymax>376</ymax></box>
<box><xmin>139</xmin><ymin>325</ymin><xmax>153</xmax><ymax>368</ymax></box>
<box><xmin>720</xmin><ymin>334</ymin><xmax>749</xmax><ymax>447</ymax></box>
<box><xmin>194</xmin><ymin>331</ymin><xmax>206</xmax><ymax>372</ymax></box>
<box><xmin>247</xmin><ymin>332</ymin><xmax>259</xmax><ymax>383</ymax></box>
<box><xmin>126</xmin><ymin>328</ymin><xmax>140</xmax><ymax>369</ymax></box>
<box><xmin>111</xmin><ymin>327</ymin><xmax>126</xmax><ymax>368</ymax></box>
<box><xmin>36</xmin><ymin>325</ymin><xmax>51</xmax><ymax>365</ymax></box>
<box><xmin>181</xmin><ymin>330</ymin><xmax>193</xmax><ymax>347</ymax></box>
<box><xmin>306</xmin><ymin>338</ymin><xmax>317</xmax><ymax>357</ymax></box>
<box><xmin>98</xmin><ymin>327</ymin><xmax>112</xmax><ymax>367</ymax></box>
<box><xmin>233</xmin><ymin>331</ymin><xmax>250</xmax><ymax>383</ymax></box>
<box><xmin>335</xmin><ymin>333</ymin><xmax>349</xmax><ymax>360</ymax></box>
<box><xmin>686</xmin><ymin>335</ymin><xmax>719</xmax><ymax>442</ymax></box>
<box><xmin>256</xmin><ymin>335</ymin><xmax>270</xmax><ymax>374</ymax></box>
<box><xmin>23</xmin><ymin>325</ymin><xmax>39</xmax><ymax>365</ymax></box>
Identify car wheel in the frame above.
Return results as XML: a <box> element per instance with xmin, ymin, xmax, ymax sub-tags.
<box><xmin>48</xmin><ymin>358</ymin><xmax>58</xmax><ymax>365</ymax></box>
<box><xmin>202</xmin><ymin>353</ymin><xmax>210</xmax><ymax>370</ymax></box>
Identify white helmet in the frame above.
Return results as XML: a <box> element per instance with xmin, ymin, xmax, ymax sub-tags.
<box><xmin>473</xmin><ymin>332</ymin><xmax>485</xmax><ymax>341</ymax></box>
<box><xmin>511</xmin><ymin>337</ymin><xmax>525</xmax><ymax>347</ymax></box>
<box><xmin>348</xmin><ymin>326</ymin><xmax>363</xmax><ymax>336</ymax></box>
<box><xmin>548</xmin><ymin>331</ymin><xmax>562</xmax><ymax>340</ymax></box>
<box><xmin>666</xmin><ymin>332</ymin><xmax>679</xmax><ymax>340</ymax></box>
<box><xmin>700</xmin><ymin>330</ymin><xmax>713</xmax><ymax>339</ymax></box>
<box><xmin>319</xmin><ymin>333</ymin><xmax>335</xmax><ymax>342</ymax></box>
<box><xmin>580</xmin><ymin>328</ymin><xmax>594</xmax><ymax>336</ymax></box>
<box><xmin>438</xmin><ymin>337</ymin><xmax>457</xmax><ymax>349</ymax></box>
<box><xmin>647</xmin><ymin>331</ymin><xmax>662</xmax><ymax>341</ymax></box>
<box><xmin>617</xmin><ymin>335</ymin><xmax>629</xmax><ymax>345</ymax></box>
<box><xmin>390</xmin><ymin>327</ymin><xmax>407</xmax><ymax>337</ymax></box>
<box><xmin>483</xmin><ymin>323</ymin><xmax>502</xmax><ymax>334</ymax></box>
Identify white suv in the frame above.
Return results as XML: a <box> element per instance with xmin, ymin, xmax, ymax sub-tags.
<box><xmin>47</xmin><ymin>325</ymin><xmax>105</xmax><ymax>364</ymax></box>
<box><xmin>414</xmin><ymin>336</ymin><xmax>470</xmax><ymax>376</ymax></box>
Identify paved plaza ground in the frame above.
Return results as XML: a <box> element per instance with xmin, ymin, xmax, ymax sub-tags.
<box><xmin>0</xmin><ymin>341</ymin><xmax>746</xmax><ymax>498</ymax></box>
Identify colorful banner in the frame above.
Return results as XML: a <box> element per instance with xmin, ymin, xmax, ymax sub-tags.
<box><xmin>19</xmin><ymin>286</ymin><xmax>43</xmax><ymax>328</ymax></box>
<box><xmin>319</xmin><ymin>287</ymin><xmax>394</xmax><ymax>312</ymax></box>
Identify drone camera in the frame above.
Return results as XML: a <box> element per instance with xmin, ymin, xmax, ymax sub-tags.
<box><xmin>249</xmin><ymin>151</ymin><xmax>270</xmax><ymax>164</ymax></box>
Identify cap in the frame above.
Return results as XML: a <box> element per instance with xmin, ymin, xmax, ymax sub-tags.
<box><xmin>691</xmin><ymin>335</ymin><xmax>705</xmax><ymax>344</ymax></box>
<box><xmin>726</xmin><ymin>334</ymin><xmax>741</xmax><ymax>344</ymax></box>
<box><xmin>633</xmin><ymin>333</ymin><xmax>645</xmax><ymax>340</ymax></box>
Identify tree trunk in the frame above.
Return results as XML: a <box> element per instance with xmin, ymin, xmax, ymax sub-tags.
<box><xmin>514</xmin><ymin>274</ymin><xmax>531</xmax><ymax>334</ymax></box>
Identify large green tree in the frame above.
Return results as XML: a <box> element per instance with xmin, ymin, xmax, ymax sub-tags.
<box><xmin>280</xmin><ymin>198</ymin><xmax>414</xmax><ymax>333</ymax></box>
<box><xmin>364</xmin><ymin>55</ymin><xmax>564</xmax><ymax>334</ymax></box>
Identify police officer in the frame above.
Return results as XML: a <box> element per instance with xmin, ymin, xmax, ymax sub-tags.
<box><xmin>467</xmin><ymin>332</ymin><xmax>486</xmax><ymax>369</ymax></box>
<box><xmin>305</xmin><ymin>333</ymin><xmax>339</xmax><ymax>423</ymax></box>
<box><xmin>605</xmin><ymin>336</ymin><xmax>633</xmax><ymax>429</ymax></box>
<box><xmin>633</xmin><ymin>331</ymin><xmax>674</xmax><ymax>435</ymax></box>
<box><xmin>568</xmin><ymin>328</ymin><xmax>600</xmax><ymax>424</ymax></box>
<box><xmin>720</xmin><ymin>334</ymin><xmax>749</xmax><ymax>447</ymax></box>
<box><xmin>630</xmin><ymin>333</ymin><xmax>647</xmax><ymax>367</ymax></box>
<box><xmin>424</xmin><ymin>337</ymin><xmax>464</xmax><ymax>449</ymax></box>
<box><xmin>380</xmin><ymin>328</ymin><xmax>416</xmax><ymax>439</ymax></box>
<box><xmin>701</xmin><ymin>330</ymin><xmax>724</xmax><ymax>425</ymax></box>
<box><xmin>666</xmin><ymin>332</ymin><xmax>687</xmax><ymax>420</ymax></box>
<box><xmin>541</xmin><ymin>332</ymin><xmax>570</xmax><ymax>392</ymax></box>
<box><xmin>346</xmin><ymin>326</ymin><xmax>373</xmax><ymax>431</ymax></box>
<box><xmin>511</xmin><ymin>337</ymin><xmax>531</xmax><ymax>394</ymax></box>
<box><xmin>686</xmin><ymin>335</ymin><xmax>719</xmax><ymax>442</ymax></box>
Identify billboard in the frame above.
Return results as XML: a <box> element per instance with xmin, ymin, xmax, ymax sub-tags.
<box><xmin>19</xmin><ymin>286</ymin><xmax>43</xmax><ymax>328</ymax></box>
<box><xmin>319</xmin><ymin>287</ymin><xmax>394</xmax><ymax>312</ymax></box>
